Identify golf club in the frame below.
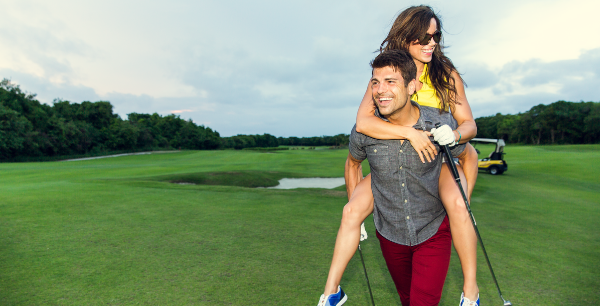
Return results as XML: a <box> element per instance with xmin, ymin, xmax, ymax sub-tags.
<box><xmin>357</xmin><ymin>244</ymin><xmax>376</xmax><ymax>306</ymax></box>
<box><xmin>436</xmin><ymin>123</ymin><xmax>512</xmax><ymax>306</ymax></box>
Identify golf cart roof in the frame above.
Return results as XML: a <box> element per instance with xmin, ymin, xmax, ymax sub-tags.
<box><xmin>472</xmin><ymin>138</ymin><xmax>506</xmax><ymax>146</ymax></box>
<box><xmin>471</xmin><ymin>138</ymin><xmax>506</xmax><ymax>156</ymax></box>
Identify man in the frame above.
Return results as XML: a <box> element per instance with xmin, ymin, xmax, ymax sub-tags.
<box><xmin>345</xmin><ymin>50</ymin><xmax>466</xmax><ymax>305</ymax></box>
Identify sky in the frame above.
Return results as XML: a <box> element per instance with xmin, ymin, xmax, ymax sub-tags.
<box><xmin>1</xmin><ymin>0</ymin><xmax>599</xmax><ymax>137</ymax></box>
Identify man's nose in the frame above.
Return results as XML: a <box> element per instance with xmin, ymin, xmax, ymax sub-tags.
<box><xmin>377</xmin><ymin>83</ymin><xmax>387</xmax><ymax>94</ymax></box>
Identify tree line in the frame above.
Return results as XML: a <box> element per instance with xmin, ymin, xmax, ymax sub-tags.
<box><xmin>0</xmin><ymin>80</ymin><xmax>351</xmax><ymax>161</ymax></box>
<box><xmin>2</xmin><ymin>79</ymin><xmax>598</xmax><ymax>161</ymax></box>
<box><xmin>0</xmin><ymin>80</ymin><xmax>221</xmax><ymax>161</ymax></box>
<box><xmin>220</xmin><ymin>133</ymin><xmax>350</xmax><ymax>150</ymax></box>
<box><xmin>475</xmin><ymin>101</ymin><xmax>600</xmax><ymax>144</ymax></box>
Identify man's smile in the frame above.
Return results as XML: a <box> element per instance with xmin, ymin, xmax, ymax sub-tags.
<box><xmin>378</xmin><ymin>96</ymin><xmax>394</xmax><ymax>106</ymax></box>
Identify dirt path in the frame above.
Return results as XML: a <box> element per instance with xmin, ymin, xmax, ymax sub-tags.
<box><xmin>62</xmin><ymin>151</ymin><xmax>180</xmax><ymax>162</ymax></box>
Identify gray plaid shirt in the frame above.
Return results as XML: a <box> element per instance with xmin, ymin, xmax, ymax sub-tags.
<box><xmin>349</xmin><ymin>101</ymin><xmax>465</xmax><ymax>246</ymax></box>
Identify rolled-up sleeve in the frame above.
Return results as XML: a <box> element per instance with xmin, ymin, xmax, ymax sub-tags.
<box><xmin>349</xmin><ymin>125</ymin><xmax>366</xmax><ymax>161</ymax></box>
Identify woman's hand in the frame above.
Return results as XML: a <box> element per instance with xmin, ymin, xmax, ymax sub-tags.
<box><xmin>407</xmin><ymin>129</ymin><xmax>437</xmax><ymax>163</ymax></box>
<box><xmin>431</xmin><ymin>124</ymin><xmax>455</xmax><ymax>146</ymax></box>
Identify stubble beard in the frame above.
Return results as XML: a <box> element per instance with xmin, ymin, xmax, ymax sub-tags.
<box><xmin>375</xmin><ymin>94</ymin><xmax>410</xmax><ymax>119</ymax></box>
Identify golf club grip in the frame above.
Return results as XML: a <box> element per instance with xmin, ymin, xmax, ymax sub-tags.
<box><xmin>442</xmin><ymin>144</ymin><xmax>460</xmax><ymax>180</ymax></box>
<box><xmin>433</xmin><ymin>123</ymin><xmax>461</xmax><ymax>180</ymax></box>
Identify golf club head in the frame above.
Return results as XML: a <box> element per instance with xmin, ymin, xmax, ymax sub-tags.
<box><xmin>503</xmin><ymin>301</ymin><xmax>512</xmax><ymax>306</ymax></box>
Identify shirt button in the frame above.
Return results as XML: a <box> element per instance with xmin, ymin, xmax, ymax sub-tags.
<box><xmin>406</xmin><ymin>216</ymin><xmax>410</xmax><ymax>220</ymax></box>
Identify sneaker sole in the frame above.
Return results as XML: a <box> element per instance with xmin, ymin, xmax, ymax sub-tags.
<box><xmin>337</xmin><ymin>294</ymin><xmax>348</xmax><ymax>306</ymax></box>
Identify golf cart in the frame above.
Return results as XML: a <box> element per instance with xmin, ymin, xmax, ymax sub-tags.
<box><xmin>471</xmin><ymin>138</ymin><xmax>508</xmax><ymax>175</ymax></box>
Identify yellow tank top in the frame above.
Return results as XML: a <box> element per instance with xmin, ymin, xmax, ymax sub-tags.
<box><xmin>411</xmin><ymin>64</ymin><xmax>443</xmax><ymax>110</ymax></box>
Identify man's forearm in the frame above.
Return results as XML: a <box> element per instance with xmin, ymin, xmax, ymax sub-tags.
<box><xmin>345</xmin><ymin>154</ymin><xmax>363</xmax><ymax>200</ymax></box>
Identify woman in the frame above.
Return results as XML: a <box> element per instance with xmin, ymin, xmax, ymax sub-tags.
<box><xmin>318</xmin><ymin>6</ymin><xmax>480</xmax><ymax>306</ymax></box>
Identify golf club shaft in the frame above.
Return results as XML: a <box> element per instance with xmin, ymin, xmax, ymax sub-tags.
<box><xmin>358</xmin><ymin>244</ymin><xmax>376</xmax><ymax>306</ymax></box>
<box><xmin>439</xmin><ymin>143</ymin><xmax>510</xmax><ymax>304</ymax></box>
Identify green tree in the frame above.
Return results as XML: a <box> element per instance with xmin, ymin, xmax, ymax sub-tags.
<box><xmin>0</xmin><ymin>104</ymin><xmax>34</xmax><ymax>159</ymax></box>
<box><xmin>584</xmin><ymin>103</ymin><xmax>600</xmax><ymax>143</ymax></box>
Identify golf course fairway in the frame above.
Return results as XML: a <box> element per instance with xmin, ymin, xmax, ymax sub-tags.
<box><xmin>1</xmin><ymin>144</ymin><xmax>598</xmax><ymax>305</ymax></box>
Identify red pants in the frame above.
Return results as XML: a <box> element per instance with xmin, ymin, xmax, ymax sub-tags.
<box><xmin>376</xmin><ymin>216</ymin><xmax>451</xmax><ymax>306</ymax></box>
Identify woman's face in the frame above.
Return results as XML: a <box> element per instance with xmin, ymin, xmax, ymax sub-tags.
<box><xmin>408</xmin><ymin>18</ymin><xmax>438</xmax><ymax>65</ymax></box>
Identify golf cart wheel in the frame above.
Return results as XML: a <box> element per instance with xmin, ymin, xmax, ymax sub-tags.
<box><xmin>488</xmin><ymin>166</ymin><xmax>500</xmax><ymax>175</ymax></box>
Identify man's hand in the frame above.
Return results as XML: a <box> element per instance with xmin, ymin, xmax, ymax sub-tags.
<box><xmin>407</xmin><ymin>129</ymin><xmax>437</xmax><ymax>163</ymax></box>
<box><xmin>431</xmin><ymin>124</ymin><xmax>455</xmax><ymax>146</ymax></box>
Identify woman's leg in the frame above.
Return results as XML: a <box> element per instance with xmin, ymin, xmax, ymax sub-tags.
<box><xmin>323</xmin><ymin>174</ymin><xmax>374</xmax><ymax>295</ymax></box>
<box><xmin>439</xmin><ymin>162</ymin><xmax>479</xmax><ymax>301</ymax></box>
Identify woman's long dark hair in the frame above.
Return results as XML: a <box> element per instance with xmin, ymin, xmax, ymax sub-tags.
<box><xmin>380</xmin><ymin>5</ymin><xmax>463</xmax><ymax>113</ymax></box>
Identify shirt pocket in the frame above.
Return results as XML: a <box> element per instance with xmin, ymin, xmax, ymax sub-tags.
<box><xmin>366</xmin><ymin>145</ymin><xmax>391</xmax><ymax>174</ymax></box>
<box><xmin>406</xmin><ymin>149</ymin><xmax>438</xmax><ymax>174</ymax></box>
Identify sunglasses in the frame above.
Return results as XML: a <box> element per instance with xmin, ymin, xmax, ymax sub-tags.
<box><xmin>419</xmin><ymin>31</ymin><xmax>441</xmax><ymax>45</ymax></box>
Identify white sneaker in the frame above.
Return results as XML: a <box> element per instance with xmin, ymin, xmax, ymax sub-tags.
<box><xmin>459</xmin><ymin>292</ymin><xmax>480</xmax><ymax>306</ymax></box>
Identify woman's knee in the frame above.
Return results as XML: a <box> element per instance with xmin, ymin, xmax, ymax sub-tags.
<box><xmin>444</xmin><ymin>194</ymin><xmax>469</xmax><ymax>218</ymax></box>
<box><xmin>342</xmin><ymin>201</ymin><xmax>369</xmax><ymax>225</ymax></box>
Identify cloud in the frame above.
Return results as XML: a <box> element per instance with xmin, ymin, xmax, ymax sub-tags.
<box><xmin>0</xmin><ymin>5</ymin><xmax>93</xmax><ymax>82</ymax></box>
<box><xmin>170</xmin><ymin>109</ymin><xmax>194</xmax><ymax>114</ymax></box>
<box><xmin>460</xmin><ymin>62</ymin><xmax>500</xmax><ymax>89</ymax></box>
<box><xmin>1</xmin><ymin>0</ymin><xmax>598</xmax><ymax>137</ymax></box>
<box><xmin>449</xmin><ymin>0</ymin><xmax>600</xmax><ymax>68</ymax></box>
<box><xmin>465</xmin><ymin>48</ymin><xmax>600</xmax><ymax>117</ymax></box>
<box><xmin>0</xmin><ymin>68</ymin><xmax>99</xmax><ymax>102</ymax></box>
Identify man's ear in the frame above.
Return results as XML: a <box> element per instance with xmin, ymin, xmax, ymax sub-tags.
<box><xmin>408</xmin><ymin>79</ymin><xmax>416</xmax><ymax>95</ymax></box>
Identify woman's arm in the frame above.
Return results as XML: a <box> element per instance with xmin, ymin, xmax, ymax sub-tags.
<box><xmin>451</xmin><ymin>72</ymin><xmax>478</xmax><ymax>200</ymax></box>
<box><xmin>451</xmin><ymin>71</ymin><xmax>477</xmax><ymax>144</ymax></box>
<box><xmin>356</xmin><ymin>82</ymin><xmax>438</xmax><ymax>163</ymax></box>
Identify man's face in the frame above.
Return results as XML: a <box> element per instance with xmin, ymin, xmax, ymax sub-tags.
<box><xmin>371</xmin><ymin>66</ymin><xmax>415</xmax><ymax>118</ymax></box>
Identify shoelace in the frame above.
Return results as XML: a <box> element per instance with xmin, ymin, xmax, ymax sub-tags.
<box><xmin>317</xmin><ymin>295</ymin><xmax>326</xmax><ymax>306</ymax></box>
<box><xmin>461</xmin><ymin>297</ymin><xmax>478</xmax><ymax>306</ymax></box>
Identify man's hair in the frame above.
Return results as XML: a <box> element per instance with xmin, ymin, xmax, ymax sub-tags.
<box><xmin>370</xmin><ymin>49</ymin><xmax>416</xmax><ymax>87</ymax></box>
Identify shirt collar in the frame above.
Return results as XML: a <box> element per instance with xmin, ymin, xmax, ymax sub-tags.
<box><xmin>374</xmin><ymin>100</ymin><xmax>428</xmax><ymax>131</ymax></box>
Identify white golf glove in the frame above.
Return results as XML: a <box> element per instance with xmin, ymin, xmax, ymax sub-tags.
<box><xmin>431</xmin><ymin>124</ymin><xmax>455</xmax><ymax>146</ymax></box>
<box><xmin>360</xmin><ymin>222</ymin><xmax>368</xmax><ymax>241</ymax></box>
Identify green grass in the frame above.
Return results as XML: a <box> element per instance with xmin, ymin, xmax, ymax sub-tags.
<box><xmin>0</xmin><ymin>145</ymin><xmax>598</xmax><ymax>305</ymax></box>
